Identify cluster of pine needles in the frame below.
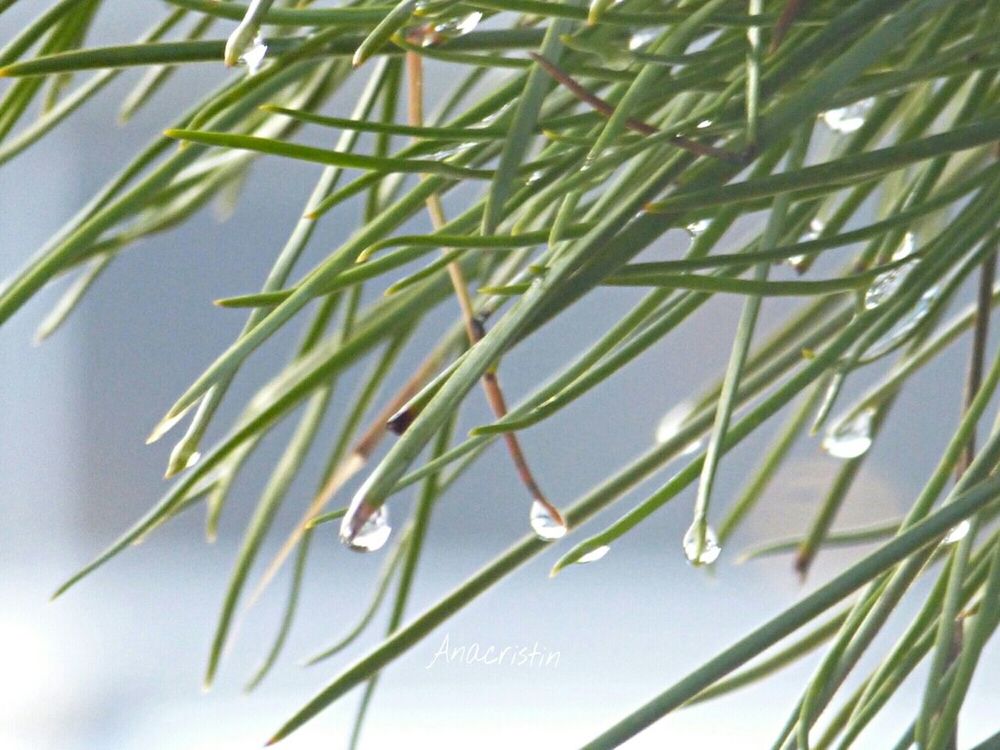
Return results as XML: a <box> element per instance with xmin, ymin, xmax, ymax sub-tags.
<box><xmin>1</xmin><ymin>0</ymin><xmax>999</xmax><ymax>747</ymax></box>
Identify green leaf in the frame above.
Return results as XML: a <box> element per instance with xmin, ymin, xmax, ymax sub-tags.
<box><xmin>351</xmin><ymin>0</ymin><xmax>415</xmax><ymax>68</ymax></box>
<box><xmin>0</xmin><ymin>29</ymin><xmax>549</xmax><ymax>76</ymax></box>
<box><xmin>646</xmin><ymin>118</ymin><xmax>1000</xmax><ymax>214</ymax></box>
<box><xmin>481</xmin><ymin>3</ymin><xmax>576</xmax><ymax>233</ymax></box>
<box><xmin>261</xmin><ymin>104</ymin><xmax>507</xmax><ymax>140</ymax></box>
<box><xmin>3</xmin><ymin>1</ymin><xmax>995</xmax><ymax>744</ymax></box>
<box><xmin>164</xmin><ymin>129</ymin><xmax>495</xmax><ymax>179</ymax></box>
<box><xmin>577</xmin><ymin>475</ymin><xmax>1000</xmax><ymax>749</ymax></box>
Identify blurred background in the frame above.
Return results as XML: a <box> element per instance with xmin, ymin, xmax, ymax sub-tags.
<box><xmin>1</xmin><ymin>4</ymin><xmax>997</xmax><ymax>749</ymax></box>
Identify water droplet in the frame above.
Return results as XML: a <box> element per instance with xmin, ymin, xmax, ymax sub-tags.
<box><xmin>239</xmin><ymin>34</ymin><xmax>268</xmax><ymax>75</ymax></box>
<box><xmin>696</xmin><ymin>119</ymin><xmax>713</xmax><ymax>130</ymax></box>
<box><xmin>681</xmin><ymin>438</ymin><xmax>703</xmax><ymax>456</ymax></box>
<box><xmin>803</xmin><ymin>218</ymin><xmax>825</xmax><ymax>241</ymax></box>
<box><xmin>787</xmin><ymin>218</ymin><xmax>825</xmax><ymax>270</ymax></box>
<box><xmin>821</xmin><ymin>98</ymin><xmax>874</xmax><ymax>134</ymax></box>
<box><xmin>864</xmin><ymin>245</ymin><xmax>918</xmax><ymax>311</ymax></box>
<box><xmin>526</xmin><ymin>169</ymin><xmax>545</xmax><ymax>185</ymax></box>
<box><xmin>576</xmin><ymin>545</ymin><xmax>610</xmax><ymax>564</ymax></box>
<box><xmin>425</xmin><ymin>141</ymin><xmax>476</xmax><ymax>160</ymax></box>
<box><xmin>530</xmin><ymin>500</ymin><xmax>567</xmax><ymax>541</ymax></box>
<box><xmin>655</xmin><ymin>401</ymin><xmax>702</xmax><ymax>454</ymax></box>
<box><xmin>628</xmin><ymin>28</ymin><xmax>658</xmax><ymax>51</ymax></box>
<box><xmin>865</xmin><ymin>269</ymin><xmax>902</xmax><ymax>310</ymax></box>
<box><xmin>427</xmin><ymin>11</ymin><xmax>482</xmax><ymax>43</ymax></box>
<box><xmin>891</xmin><ymin>231</ymin><xmax>916</xmax><ymax>261</ymax></box>
<box><xmin>686</xmin><ymin>218</ymin><xmax>711</xmax><ymax>237</ymax></box>
<box><xmin>340</xmin><ymin>503</ymin><xmax>391</xmax><ymax>552</ymax></box>
<box><xmin>941</xmin><ymin>519</ymin><xmax>970</xmax><ymax>545</ymax></box>
<box><xmin>822</xmin><ymin>409</ymin><xmax>874</xmax><ymax>459</ymax></box>
<box><xmin>683</xmin><ymin>522</ymin><xmax>721</xmax><ymax>566</ymax></box>
<box><xmin>865</xmin><ymin>286</ymin><xmax>937</xmax><ymax>359</ymax></box>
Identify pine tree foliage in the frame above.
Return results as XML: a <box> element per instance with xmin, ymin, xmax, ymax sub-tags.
<box><xmin>1</xmin><ymin>0</ymin><xmax>998</xmax><ymax>747</ymax></box>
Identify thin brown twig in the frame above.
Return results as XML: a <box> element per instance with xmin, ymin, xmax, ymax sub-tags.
<box><xmin>528</xmin><ymin>52</ymin><xmax>743</xmax><ymax>164</ymax></box>
<box><xmin>769</xmin><ymin>0</ymin><xmax>806</xmax><ymax>55</ymax></box>
<box><xmin>956</xmin><ymin>250</ymin><xmax>997</xmax><ymax>478</ymax></box>
<box><xmin>405</xmin><ymin>45</ymin><xmax>566</xmax><ymax>529</ymax></box>
<box><xmin>940</xmin><ymin>247</ymin><xmax>997</xmax><ymax>750</ymax></box>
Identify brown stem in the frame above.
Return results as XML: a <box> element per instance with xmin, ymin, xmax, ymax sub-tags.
<box><xmin>769</xmin><ymin>0</ymin><xmax>806</xmax><ymax>55</ymax></box>
<box><xmin>940</xmin><ymin>249</ymin><xmax>996</xmax><ymax>749</ymax></box>
<box><xmin>955</xmin><ymin>251</ymin><xmax>996</xmax><ymax>478</ymax></box>
<box><xmin>405</xmin><ymin>48</ymin><xmax>565</xmax><ymax>527</ymax></box>
<box><xmin>528</xmin><ymin>52</ymin><xmax>743</xmax><ymax>164</ymax></box>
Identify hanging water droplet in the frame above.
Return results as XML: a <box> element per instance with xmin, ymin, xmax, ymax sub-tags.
<box><xmin>892</xmin><ymin>231</ymin><xmax>916</xmax><ymax>261</ymax></box>
<box><xmin>530</xmin><ymin>500</ymin><xmax>567</xmax><ymax>541</ymax></box>
<box><xmin>821</xmin><ymin>98</ymin><xmax>874</xmax><ymax>134</ymax></box>
<box><xmin>787</xmin><ymin>218</ymin><xmax>825</xmax><ymax>270</ymax></box>
<box><xmin>696</xmin><ymin>119</ymin><xmax>713</xmax><ymax>129</ymax></box>
<box><xmin>686</xmin><ymin>218</ymin><xmax>711</xmax><ymax>237</ymax></box>
<box><xmin>865</xmin><ymin>286</ymin><xmax>938</xmax><ymax>359</ymax></box>
<box><xmin>340</xmin><ymin>503</ymin><xmax>392</xmax><ymax>552</ymax></box>
<box><xmin>576</xmin><ymin>545</ymin><xmax>610</xmax><ymax>564</ymax></box>
<box><xmin>864</xmin><ymin>246</ymin><xmax>918</xmax><ymax>311</ymax></box>
<box><xmin>822</xmin><ymin>408</ymin><xmax>874</xmax><ymax>459</ymax></box>
<box><xmin>239</xmin><ymin>34</ymin><xmax>268</xmax><ymax>75</ymax></box>
<box><xmin>628</xmin><ymin>28</ymin><xmax>658</xmax><ymax>51</ymax></box>
<box><xmin>426</xmin><ymin>11</ymin><xmax>482</xmax><ymax>43</ymax></box>
<box><xmin>682</xmin><ymin>522</ymin><xmax>721</xmax><ymax>566</ymax></box>
<box><xmin>864</xmin><ymin>269</ymin><xmax>902</xmax><ymax>310</ymax></box>
<box><xmin>655</xmin><ymin>401</ymin><xmax>702</xmax><ymax>455</ymax></box>
<box><xmin>941</xmin><ymin>519</ymin><xmax>970</xmax><ymax>545</ymax></box>
<box><xmin>803</xmin><ymin>218</ymin><xmax>825</xmax><ymax>241</ymax></box>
